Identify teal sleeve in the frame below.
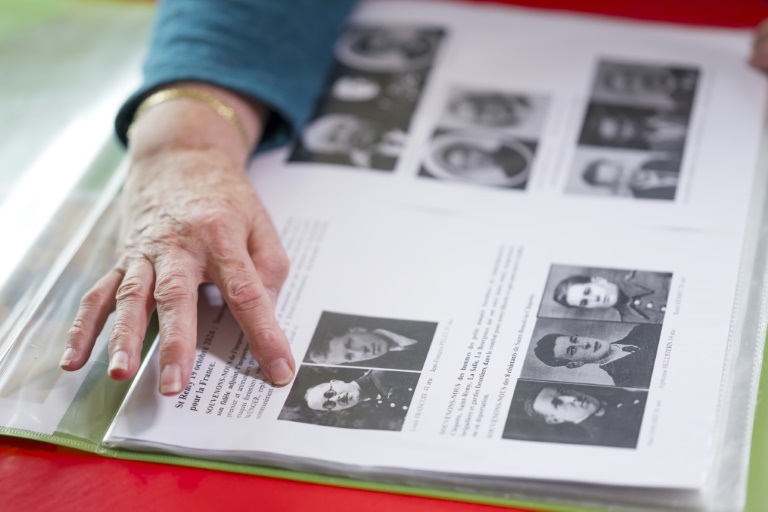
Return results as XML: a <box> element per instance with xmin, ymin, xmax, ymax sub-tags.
<box><xmin>115</xmin><ymin>0</ymin><xmax>358</xmax><ymax>151</ymax></box>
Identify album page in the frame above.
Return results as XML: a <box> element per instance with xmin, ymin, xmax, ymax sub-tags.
<box><xmin>106</xmin><ymin>202</ymin><xmax>743</xmax><ymax>490</ymax></box>
<box><xmin>248</xmin><ymin>0</ymin><xmax>765</xmax><ymax>236</ymax></box>
<box><xmin>105</xmin><ymin>0</ymin><xmax>764</xmax><ymax>495</ymax></box>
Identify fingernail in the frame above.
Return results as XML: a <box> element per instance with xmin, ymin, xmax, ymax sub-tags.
<box><xmin>268</xmin><ymin>359</ymin><xmax>293</xmax><ymax>386</ymax></box>
<box><xmin>160</xmin><ymin>364</ymin><xmax>182</xmax><ymax>395</ymax></box>
<box><xmin>59</xmin><ymin>347</ymin><xmax>76</xmax><ymax>368</ymax></box>
<box><xmin>108</xmin><ymin>350</ymin><xmax>129</xmax><ymax>374</ymax></box>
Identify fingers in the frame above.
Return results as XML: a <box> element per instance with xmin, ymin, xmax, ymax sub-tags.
<box><xmin>153</xmin><ymin>253</ymin><xmax>201</xmax><ymax>396</ymax></box>
<box><xmin>107</xmin><ymin>258</ymin><xmax>155</xmax><ymax>380</ymax></box>
<box><xmin>751</xmin><ymin>19</ymin><xmax>768</xmax><ymax>70</ymax></box>
<box><xmin>61</xmin><ymin>269</ymin><xmax>123</xmax><ymax>371</ymax></box>
<box><xmin>209</xmin><ymin>243</ymin><xmax>294</xmax><ymax>386</ymax></box>
<box><xmin>248</xmin><ymin>208</ymin><xmax>290</xmax><ymax>305</ymax></box>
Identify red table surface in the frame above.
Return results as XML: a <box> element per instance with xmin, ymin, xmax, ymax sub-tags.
<box><xmin>3</xmin><ymin>2</ymin><xmax>768</xmax><ymax>512</ymax></box>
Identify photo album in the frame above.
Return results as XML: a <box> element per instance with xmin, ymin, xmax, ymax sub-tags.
<box><xmin>2</xmin><ymin>2</ymin><xmax>768</xmax><ymax>511</ymax></box>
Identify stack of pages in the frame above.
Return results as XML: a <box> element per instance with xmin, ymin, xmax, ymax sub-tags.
<box><xmin>2</xmin><ymin>2</ymin><xmax>768</xmax><ymax>511</ymax></box>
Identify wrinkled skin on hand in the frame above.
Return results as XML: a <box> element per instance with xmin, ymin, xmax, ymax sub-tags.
<box><xmin>60</xmin><ymin>85</ymin><xmax>295</xmax><ymax>394</ymax></box>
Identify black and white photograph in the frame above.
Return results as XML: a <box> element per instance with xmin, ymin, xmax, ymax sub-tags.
<box><xmin>289</xmin><ymin>25</ymin><xmax>445</xmax><ymax>171</ymax></box>
<box><xmin>291</xmin><ymin>112</ymin><xmax>406</xmax><ymax>170</ymax></box>
<box><xmin>303</xmin><ymin>311</ymin><xmax>437</xmax><ymax>371</ymax></box>
<box><xmin>566</xmin><ymin>59</ymin><xmax>697</xmax><ymax>200</ymax></box>
<box><xmin>538</xmin><ymin>265</ymin><xmax>672</xmax><ymax>324</ymax></box>
<box><xmin>439</xmin><ymin>89</ymin><xmax>550</xmax><ymax>138</ymax></box>
<box><xmin>335</xmin><ymin>25</ymin><xmax>442</xmax><ymax>73</ymax></box>
<box><xmin>418</xmin><ymin>87</ymin><xmax>548</xmax><ymax>189</ymax></box>
<box><xmin>578</xmin><ymin>103</ymin><xmax>689</xmax><ymax>152</ymax></box>
<box><xmin>419</xmin><ymin>131</ymin><xmax>536</xmax><ymax>189</ymax></box>
<box><xmin>521</xmin><ymin>318</ymin><xmax>663</xmax><ymax>389</ymax></box>
<box><xmin>590</xmin><ymin>60</ymin><xmax>699</xmax><ymax>112</ymax></box>
<box><xmin>278</xmin><ymin>366</ymin><xmax>419</xmax><ymax>431</ymax></box>
<box><xmin>502</xmin><ymin>380</ymin><xmax>647</xmax><ymax>448</ymax></box>
<box><xmin>565</xmin><ymin>147</ymin><xmax>682</xmax><ymax>200</ymax></box>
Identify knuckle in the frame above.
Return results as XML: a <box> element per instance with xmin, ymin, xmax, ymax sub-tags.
<box><xmin>67</xmin><ymin>317</ymin><xmax>89</xmax><ymax>343</ymax></box>
<box><xmin>109</xmin><ymin>319</ymin><xmax>139</xmax><ymax>346</ymax></box>
<box><xmin>224</xmin><ymin>277</ymin><xmax>266</xmax><ymax>312</ymax></box>
<box><xmin>116</xmin><ymin>276</ymin><xmax>147</xmax><ymax>303</ymax></box>
<box><xmin>81</xmin><ymin>286</ymin><xmax>108</xmax><ymax>310</ymax></box>
<box><xmin>158</xmin><ymin>336</ymin><xmax>188</xmax><ymax>360</ymax></box>
<box><xmin>154</xmin><ymin>272</ymin><xmax>195</xmax><ymax>306</ymax></box>
<box><xmin>262</xmin><ymin>252</ymin><xmax>290</xmax><ymax>284</ymax></box>
<box><xmin>206</xmin><ymin>228</ymin><xmax>239</xmax><ymax>261</ymax></box>
<box><xmin>251</xmin><ymin>326</ymin><xmax>286</xmax><ymax>358</ymax></box>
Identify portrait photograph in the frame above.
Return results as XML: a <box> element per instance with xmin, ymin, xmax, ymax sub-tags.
<box><xmin>289</xmin><ymin>107</ymin><xmax>405</xmax><ymax>171</ymax></box>
<box><xmin>289</xmin><ymin>25</ymin><xmax>445</xmax><ymax>171</ymax></box>
<box><xmin>521</xmin><ymin>317</ymin><xmax>663</xmax><ymax>389</ymax></box>
<box><xmin>303</xmin><ymin>311</ymin><xmax>438</xmax><ymax>371</ymax></box>
<box><xmin>419</xmin><ymin>130</ymin><xmax>536</xmax><ymax>189</ymax></box>
<box><xmin>590</xmin><ymin>60</ymin><xmax>699</xmax><ymax>112</ymax></box>
<box><xmin>335</xmin><ymin>25</ymin><xmax>444</xmax><ymax>73</ymax></box>
<box><xmin>438</xmin><ymin>88</ymin><xmax>550</xmax><ymax>140</ymax></box>
<box><xmin>578</xmin><ymin>102</ymin><xmax>689</xmax><ymax>153</ymax></box>
<box><xmin>564</xmin><ymin>146</ymin><xmax>682</xmax><ymax>201</ymax></box>
<box><xmin>278</xmin><ymin>366</ymin><xmax>420</xmax><ymax>431</ymax></box>
<box><xmin>538</xmin><ymin>264</ymin><xmax>672</xmax><ymax>324</ymax></box>
<box><xmin>502</xmin><ymin>379</ymin><xmax>648</xmax><ymax>448</ymax></box>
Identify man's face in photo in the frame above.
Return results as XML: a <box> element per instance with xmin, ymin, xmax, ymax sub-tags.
<box><xmin>533</xmin><ymin>386</ymin><xmax>603</xmax><ymax>424</ymax></box>
<box><xmin>305</xmin><ymin>379</ymin><xmax>361</xmax><ymax>411</ymax></box>
<box><xmin>443</xmin><ymin>143</ymin><xmax>492</xmax><ymax>171</ymax></box>
<box><xmin>564</xmin><ymin>277</ymin><xmax>619</xmax><ymax>309</ymax></box>
<box><xmin>303</xmin><ymin>115</ymin><xmax>377</xmax><ymax>154</ymax></box>
<box><xmin>325</xmin><ymin>328</ymin><xmax>393</xmax><ymax>364</ymax></box>
<box><xmin>551</xmin><ymin>334</ymin><xmax>612</xmax><ymax>366</ymax></box>
<box><xmin>587</xmin><ymin>160</ymin><xmax>624</xmax><ymax>187</ymax></box>
<box><xmin>597</xmin><ymin>114</ymin><xmax>639</xmax><ymax>143</ymax></box>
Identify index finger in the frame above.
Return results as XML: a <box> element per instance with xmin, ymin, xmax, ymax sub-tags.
<box><xmin>208</xmin><ymin>249</ymin><xmax>294</xmax><ymax>386</ymax></box>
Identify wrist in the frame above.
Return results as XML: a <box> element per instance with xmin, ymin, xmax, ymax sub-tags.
<box><xmin>128</xmin><ymin>82</ymin><xmax>269</xmax><ymax>167</ymax></box>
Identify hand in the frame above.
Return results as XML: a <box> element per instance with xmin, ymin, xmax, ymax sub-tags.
<box><xmin>59</xmin><ymin>84</ymin><xmax>295</xmax><ymax>394</ymax></box>
<box><xmin>751</xmin><ymin>19</ymin><xmax>768</xmax><ymax>70</ymax></box>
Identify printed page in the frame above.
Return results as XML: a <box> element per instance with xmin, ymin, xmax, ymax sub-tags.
<box><xmin>249</xmin><ymin>1</ymin><xmax>765</xmax><ymax>235</ymax></box>
<box><xmin>106</xmin><ymin>201</ymin><xmax>743</xmax><ymax>490</ymax></box>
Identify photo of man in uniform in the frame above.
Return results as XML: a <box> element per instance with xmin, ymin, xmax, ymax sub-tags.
<box><xmin>579</xmin><ymin>103</ymin><xmax>688</xmax><ymax>152</ymax></box>
<box><xmin>304</xmin><ymin>369</ymin><xmax>415</xmax><ymax>412</ymax></box>
<box><xmin>533</xmin><ymin>323</ymin><xmax>662</xmax><ymax>389</ymax></box>
<box><xmin>278</xmin><ymin>366</ymin><xmax>418</xmax><ymax>431</ymax></box>
<box><xmin>503</xmin><ymin>380</ymin><xmax>647</xmax><ymax>448</ymax></box>
<box><xmin>592</xmin><ymin>60</ymin><xmax>698</xmax><ymax>111</ymax></box>
<box><xmin>580</xmin><ymin>155</ymin><xmax>681</xmax><ymax>200</ymax></box>
<box><xmin>550</xmin><ymin>269</ymin><xmax>672</xmax><ymax>324</ymax></box>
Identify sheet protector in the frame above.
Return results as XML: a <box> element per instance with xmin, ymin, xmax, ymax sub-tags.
<box><xmin>3</xmin><ymin>2</ymin><xmax>768</xmax><ymax>511</ymax></box>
